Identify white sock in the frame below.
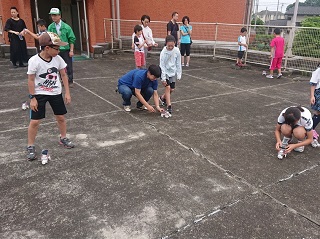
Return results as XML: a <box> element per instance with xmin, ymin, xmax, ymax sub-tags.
<box><xmin>282</xmin><ymin>136</ymin><xmax>291</xmax><ymax>145</ymax></box>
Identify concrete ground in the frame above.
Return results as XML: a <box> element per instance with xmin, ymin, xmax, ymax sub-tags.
<box><xmin>0</xmin><ymin>53</ymin><xmax>319</xmax><ymax>239</ymax></box>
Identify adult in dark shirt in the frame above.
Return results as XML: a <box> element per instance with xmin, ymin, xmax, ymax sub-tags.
<box><xmin>4</xmin><ymin>7</ymin><xmax>28</xmax><ymax>68</ymax></box>
<box><xmin>167</xmin><ymin>12</ymin><xmax>180</xmax><ymax>47</ymax></box>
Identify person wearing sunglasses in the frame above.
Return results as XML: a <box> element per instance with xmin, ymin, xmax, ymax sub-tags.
<box><xmin>26</xmin><ymin>32</ymin><xmax>75</xmax><ymax>161</ymax></box>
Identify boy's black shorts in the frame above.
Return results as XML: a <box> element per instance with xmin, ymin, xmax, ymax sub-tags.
<box><xmin>165</xmin><ymin>79</ymin><xmax>176</xmax><ymax>89</ymax></box>
<box><xmin>237</xmin><ymin>51</ymin><xmax>245</xmax><ymax>59</ymax></box>
<box><xmin>30</xmin><ymin>94</ymin><xmax>67</xmax><ymax>120</ymax></box>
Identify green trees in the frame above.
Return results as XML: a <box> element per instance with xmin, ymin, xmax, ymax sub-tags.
<box><xmin>286</xmin><ymin>0</ymin><xmax>320</xmax><ymax>11</ymax></box>
<box><xmin>292</xmin><ymin>17</ymin><xmax>320</xmax><ymax>57</ymax></box>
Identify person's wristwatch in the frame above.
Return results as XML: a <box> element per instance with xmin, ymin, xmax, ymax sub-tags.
<box><xmin>28</xmin><ymin>94</ymin><xmax>35</xmax><ymax>99</ymax></box>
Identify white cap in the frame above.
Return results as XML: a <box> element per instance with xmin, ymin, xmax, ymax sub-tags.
<box><xmin>49</xmin><ymin>8</ymin><xmax>61</xmax><ymax>15</ymax></box>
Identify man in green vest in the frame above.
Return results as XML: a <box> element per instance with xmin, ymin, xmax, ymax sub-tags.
<box><xmin>48</xmin><ymin>8</ymin><xmax>76</xmax><ymax>87</ymax></box>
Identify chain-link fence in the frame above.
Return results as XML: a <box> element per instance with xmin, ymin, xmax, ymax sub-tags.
<box><xmin>103</xmin><ymin>19</ymin><xmax>320</xmax><ymax>72</ymax></box>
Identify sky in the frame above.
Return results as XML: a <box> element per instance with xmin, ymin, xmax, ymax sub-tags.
<box><xmin>256</xmin><ymin>0</ymin><xmax>305</xmax><ymax>13</ymax></box>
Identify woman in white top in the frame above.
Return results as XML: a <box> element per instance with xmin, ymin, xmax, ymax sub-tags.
<box><xmin>140</xmin><ymin>15</ymin><xmax>158</xmax><ymax>66</ymax></box>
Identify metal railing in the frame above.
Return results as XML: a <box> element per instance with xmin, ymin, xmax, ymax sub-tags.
<box><xmin>103</xmin><ymin>18</ymin><xmax>320</xmax><ymax>72</ymax></box>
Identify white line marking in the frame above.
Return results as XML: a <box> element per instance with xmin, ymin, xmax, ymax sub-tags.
<box><xmin>0</xmin><ymin>110</ymin><xmax>121</xmax><ymax>134</ymax></box>
<box><xmin>74</xmin><ymin>76</ymin><xmax>115</xmax><ymax>81</ymax></box>
<box><xmin>0</xmin><ymin>108</ymin><xmax>20</xmax><ymax>113</ymax></box>
<box><xmin>74</xmin><ymin>81</ymin><xmax>121</xmax><ymax>109</ymax></box>
<box><xmin>264</xmin><ymin>102</ymin><xmax>281</xmax><ymax>107</ymax></box>
<box><xmin>182</xmin><ymin>72</ymin><xmax>300</xmax><ymax>105</ymax></box>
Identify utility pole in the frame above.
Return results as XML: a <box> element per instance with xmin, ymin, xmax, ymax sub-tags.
<box><xmin>265</xmin><ymin>7</ymin><xmax>268</xmax><ymax>23</ymax></box>
<box><xmin>246</xmin><ymin>0</ymin><xmax>254</xmax><ymax>26</ymax></box>
<box><xmin>284</xmin><ymin>0</ymin><xmax>299</xmax><ymax>68</ymax></box>
<box><xmin>254</xmin><ymin>0</ymin><xmax>259</xmax><ymax>30</ymax></box>
<box><xmin>281</xmin><ymin>3</ymin><xmax>284</xmax><ymax>14</ymax></box>
<box><xmin>275</xmin><ymin>0</ymin><xmax>280</xmax><ymax>19</ymax></box>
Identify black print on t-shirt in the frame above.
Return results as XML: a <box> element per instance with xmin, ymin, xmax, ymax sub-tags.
<box><xmin>38</xmin><ymin>67</ymin><xmax>59</xmax><ymax>92</ymax></box>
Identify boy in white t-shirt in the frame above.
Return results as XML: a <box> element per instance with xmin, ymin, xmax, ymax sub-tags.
<box><xmin>133</xmin><ymin>25</ymin><xmax>147</xmax><ymax>69</ymax></box>
<box><xmin>236</xmin><ymin>27</ymin><xmax>248</xmax><ymax>67</ymax></box>
<box><xmin>26</xmin><ymin>32</ymin><xmax>74</xmax><ymax>161</ymax></box>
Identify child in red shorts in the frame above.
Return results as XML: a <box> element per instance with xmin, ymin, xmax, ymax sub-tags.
<box><xmin>266</xmin><ymin>28</ymin><xmax>285</xmax><ymax>79</ymax></box>
<box><xmin>133</xmin><ymin>25</ymin><xmax>147</xmax><ymax>69</ymax></box>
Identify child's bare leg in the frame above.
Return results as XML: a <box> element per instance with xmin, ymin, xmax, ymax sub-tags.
<box><xmin>181</xmin><ymin>56</ymin><xmax>185</xmax><ymax>65</ymax></box>
<box><xmin>269</xmin><ymin>69</ymin><xmax>274</xmax><ymax>75</ymax></box>
<box><xmin>278</xmin><ymin>68</ymin><xmax>282</xmax><ymax>75</ymax></box>
<box><xmin>28</xmin><ymin>120</ymin><xmax>40</xmax><ymax>146</ymax></box>
<box><xmin>165</xmin><ymin>85</ymin><xmax>171</xmax><ymax>106</ymax></box>
<box><xmin>56</xmin><ymin>115</ymin><xmax>67</xmax><ymax>138</ymax></box>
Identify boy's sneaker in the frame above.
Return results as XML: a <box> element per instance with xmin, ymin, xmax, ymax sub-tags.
<box><xmin>167</xmin><ymin>105</ymin><xmax>172</xmax><ymax>114</ymax></box>
<box><xmin>124</xmin><ymin>105</ymin><xmax>131</xmax><ymax>112</ymax></box>
<box><xmin>159</xmin><ymin>97</ymin><xmax>167</xmax><ymax>107</ymax></box>
<box><xmin>311</xmin><ymin>139</ymin><xmax>320</xmax><ymax>148</ymax></box>
<box><xmin>40</xmin><ymin>149</ymin><xmax>50</xmax><ymax>165</ymax></box>
<box><xmin>59</xmin><ymin>137</ymin><xmax>75</xmax><ymax>149</ymax></box>
<box><xmin>262</xmin><ymin>70</ymin><xmax>267</xmax><ymax>75</ymax></box>
<box><xmin>26</xmin><ymin>146</ymin><xmax>37</xmax><ymax>161</ymax></box>
<box><xmin>186</xmin><ymin>63</ymin><xmax>189</xmax><ymax>67</ymax></box>
<box><xmin>277</xmin><ymin>73</ymin><xmax>283</xmax><ymax>79</ymax></box>
<box><xmin>266</xmin><ymin>75</ymin><xmax>274</xmax><ymax>79</ymax></box>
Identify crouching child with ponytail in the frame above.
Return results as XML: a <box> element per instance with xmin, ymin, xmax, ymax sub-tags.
<box><xmin>275</xmin><ymin>106</ymin><xmax>313</xmax><ymax>159</ymax></box>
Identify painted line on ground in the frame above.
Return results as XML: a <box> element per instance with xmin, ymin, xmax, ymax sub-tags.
<box><xmin>0</xmin><ymin>110</ymin><xmax>122</xmax><ymax>134</ymax></box>
<box><xmin>0</xmin><ymin>108</ymin><xmax>21</xmax><ymax>113</ymax></box>
<box><xmin>74</xmin><ymin>76</ymin><xmax>116</xmax><ymax>81</ymax></box>
<box><xmin>74</xmin><ymin>81</ymin><xmax>120</xmax><ymax>109</ymax></box>
<box><xmin>182</xmin><ymin>72</ymin><xmax>301</xmax><ymax>105</ymax></box>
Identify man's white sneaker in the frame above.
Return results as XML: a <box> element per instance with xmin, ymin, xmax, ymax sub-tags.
<box><xmin>294</xmin><ymin>146</ymin><xmax>305</xmax><ymax>152</ymax></box>
<box><xmin>124</xmin><ymin>106</ymin><xmax>131</xmax><ymax>112</ymax></box>
<box><xmin>266</xmin><ymin>75</ymin><xmax>274</xmax><ymax>79</ymax></box>
<box><xmin>311</xmin><ymin>139</ymin><xmax>320</xmax><ymax>148</ymax></box>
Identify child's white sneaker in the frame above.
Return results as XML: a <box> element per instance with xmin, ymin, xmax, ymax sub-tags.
<box><xmin>294</xmin><ymin>146</ymin><xmax>305</xmax><ymax>152</ymax></box>
<box><xmin>311</xmin><ymin>139</ymin><xmax>320</xmax><ymax>148</ymax></box>
<box><xmin>266</xmin><ymin>75</ymin><xmax>274</xmax><ymax>79</ymax></box>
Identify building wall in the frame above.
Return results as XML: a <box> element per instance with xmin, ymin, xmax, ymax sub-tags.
<box><xmin>87</xmin><ymin>0</ymin><xmax>112</xmax><ymax>46</ymax></box>
<box><xmin>0</xmin><ymin>0</ymin><xmax>248</xmax><ymax>51</ymax></box>
<box><xmin>0</xmin><ymin>0</ymin><xmax>34</xmax><ymax>46</ymax></box>
<box><xmin>119</xmin><ymin>0</ymin><xmax>247</xmax><ymax>24</ymax></box>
